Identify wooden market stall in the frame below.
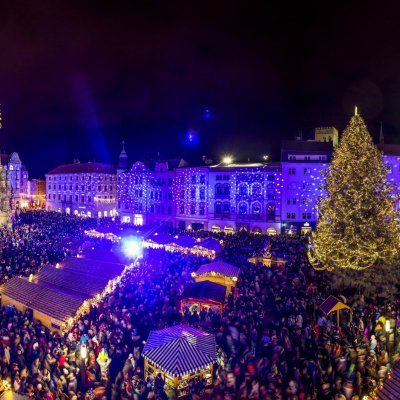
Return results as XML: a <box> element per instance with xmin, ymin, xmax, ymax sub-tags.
<box><xmin>320</xmin><ymin>295</ymin><xmax>352</xmax><ymax>326</ymax></box>
<box><xmin>193</xmin><ymin>261</ymin><xmax>240</xmax><ymax>296</ymax></box>
<box><xmin>180</xmin><ymin>280</ymin><xmax>226</xmax><ymax>314</ymax></box>
<box><xmin>142</xmin><ymin>325</ymin><xmax>217</xmax><ymax>398</ymax></box>
<box><xmin>0</xmin><ymin>251</ymin><xmax>128</xmax><ymax>332</ymax></box>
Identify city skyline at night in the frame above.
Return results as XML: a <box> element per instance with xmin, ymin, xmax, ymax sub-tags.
<box><xmin>2</xmin><ymin>1</ymin><xmax>400</xmax><ymax>178</ymax></box>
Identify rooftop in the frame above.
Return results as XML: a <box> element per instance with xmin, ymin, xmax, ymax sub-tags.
<box><xmin>142</xmin><ymin>325</ymin><xmax>217</xmax><ymax>376</ymax></box>
<box><xmin>46</xmin><ymin>162</ymin><xmax>116</xmax><ymax>175</ymax></box>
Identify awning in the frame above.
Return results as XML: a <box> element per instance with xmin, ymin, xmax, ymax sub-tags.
<box><xmin>320</xmin><ymin>295</ymin><xmax>351</xmax><ymax>315</ymax></box>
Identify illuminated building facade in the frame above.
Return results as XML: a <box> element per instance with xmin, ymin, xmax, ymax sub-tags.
<box><xmin>118</xmin><ymin>160</ymin><xmax>282</xmax><ymax>233</ymax></box>
<box><xmin>1</xmin><ymin>152</ymin><xmax>29</xmax><ymax>209</ymax></box>
<box><xmin>46</xmin><ymin>162</ymin><xmax>117</xmax><ymax>217</ymax></box>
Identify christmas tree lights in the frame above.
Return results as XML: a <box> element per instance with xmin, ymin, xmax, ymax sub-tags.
<box><xmin>309</xmin><ymin>113</ymin><xmax>400</xmax><ymax>270</ymax></box>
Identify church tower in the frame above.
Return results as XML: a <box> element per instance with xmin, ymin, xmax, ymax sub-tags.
<box><xmin>117</xmin><ymin>140</ymin><xmax>128</xmax><ymax>172</ymax></box>
<box><xmin>0</xmin><ymin>109</ymin><xmax>12</xmax><ymax>229</ymax></box>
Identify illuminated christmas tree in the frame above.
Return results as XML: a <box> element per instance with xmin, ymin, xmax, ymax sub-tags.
<box><xmin>309</xmin><ymin>111</ymin><xmax>400</xmax><ymax>271</ymax></box>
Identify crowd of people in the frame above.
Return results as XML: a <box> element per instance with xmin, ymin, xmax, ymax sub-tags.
<box><xmin>0</xmin><ymin>211</ymin><xmax>398</xmax><ymax>400</ymax></box>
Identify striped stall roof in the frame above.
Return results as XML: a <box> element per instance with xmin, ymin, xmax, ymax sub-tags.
<box><xmin>181</xmin><ymin>281</ymin><xmax>226</xmax><ymax>304</ymax></box>
<box><xmin>36</xmin><ymin>265</ymin><xmax>111</xmax><ymax>298</ymax></box>
<box><xmin>0</xmin><ymin>277</ymin><xmax>85</xmax><ymax>322</ymax></box>
<box><xmin>142</xmin><ymin>325</ymin><xmax>217</xmax><ymax>376</ymax></box>
<box><xmin>377</xmin><ymin>364</ymin><xmax>400</xmax><ymax>399</ymax></box>
<box><xmin>196</xmin><ymin>261</ymin><xmax>240</xmax><ymax>279</ymax></box>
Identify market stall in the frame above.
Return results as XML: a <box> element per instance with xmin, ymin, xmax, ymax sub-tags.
<box><xmin>192</xmin><ymin>261</ymin><xmax>240</xmax><ymax>296</ymax></box>
<box><xmin>320</xmin><ymin>295</ymin><xmax>352</xmax><ymax>326</ymax></box>
<box><xmin>142</xmin><ymin>325</ymin><xmax>217</xmax><ymax>398</ymax></box>
<box><xmin>180</xmin><ymin>280</ymin><xmax>226</xmax><ymax>314</ymax></box>
<box><xmin>0</xmin><ymin>251</ymin><xmax>129</xmax><ymax>332</ymax></box>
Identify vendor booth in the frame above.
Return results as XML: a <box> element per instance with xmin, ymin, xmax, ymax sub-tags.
<box><xmin>192</xmin><ymin>261</ymin><xmax>240</xmax><ymax>296</ymax></box>
<box><xmin>142</xmin><ymin>325</ymin><xmax>217</xmax><ymax>398</ymax></box>
<box><xmin>0</xmin><ymin>250</ymin><xmax>129</xmax><ymax>332</ymax></box>
<box><xmin>180</xmin><ymin>281</ymin><xmax>226</xmax><ymax>314</ymax></box>
<box><xmin>320</xmin><ymin>295</ymin><xmax>352</xmax><ymax>326</ymax></box>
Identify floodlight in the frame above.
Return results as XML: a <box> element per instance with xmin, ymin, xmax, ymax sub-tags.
<box><xmin>122</xmin><ymin>237</ymin><xmax>143</xmax><ymax>259</ymax></box>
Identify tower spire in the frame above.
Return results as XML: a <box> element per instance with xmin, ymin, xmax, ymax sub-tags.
<box><xmin>379</xmin><ymin>121</ymin><xmax>384</xmax><ymax>145</ymax></box>
<box><xmin>117</xmin><ymin>140</ymin><xmax>128</xmax><ymax>171</ymax></box>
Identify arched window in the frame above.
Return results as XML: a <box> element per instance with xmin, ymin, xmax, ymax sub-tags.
<box><xmin>223</xmin><ymin>183</ymin><xmax>230</xmax><ymax>196</ymax></box>
<box><xmin>238</xmin><ymin>202</ymin><xmax>248</xmax><ymax>214</ymax></box>
<box><xmin>266</xmin><ymin>203</ymin><xmax>275</xmax><ymax>220</ymax></box>
<box><xmin>252</xmin><ymin>202</ymin><xmax>261</xmax><ymax>214</ymax></box>
<box><xmin>215</xmin><ymin>184</ymin><xmax>223</xmax><ymax>196</ymax></box>
<box><xmin>223</xmin><ymin>202</ymin><xmax>230</xmax><ymax>214</ymax></box>
<box><xmin>252</xmin><ymin>183</ymin><xmax>262</xmax><ymax>195</ymax></box>
<box><xmin>238</xmin><ymin>184</ymin><xmax>248</xmax><ymax>196</ymax></box>
<box><xmin>215</xmin><ymin>201</ymin><xmax>222</xmax><ymax>214</ymax></box>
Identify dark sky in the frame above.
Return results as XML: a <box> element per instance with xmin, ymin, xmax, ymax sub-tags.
<box><xmin>1</xmin><ymin>1</ymin><xmax>400</xmax><ymax>177</ymax></box>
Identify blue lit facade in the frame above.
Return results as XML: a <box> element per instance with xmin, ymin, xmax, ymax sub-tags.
<box><xmin>45</xmin><ymin>128</ymin><xmax>400</xmax><ymax>233</ymax></box>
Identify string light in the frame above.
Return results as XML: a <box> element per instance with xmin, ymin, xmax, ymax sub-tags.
<box><xmin>309</xmin><ymin>113</ymin><xmax>400</xmax><ymax>270</ymax></box>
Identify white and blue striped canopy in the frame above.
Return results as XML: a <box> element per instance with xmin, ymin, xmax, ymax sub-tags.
<box><xmin>142</xmin><ymin>325</ymin><xmax>217</xmax><ymax>376</ymax></box>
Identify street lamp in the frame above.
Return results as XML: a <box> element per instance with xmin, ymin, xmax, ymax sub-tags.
<box><xmin>385</xmin><ymin>319</ymin><xmax>391</xmax><ymax>360</ymax></box>
<box><xmin>80</xmin><ymin>344</ymin><xmax>87</xmax><ymax>388</ymax></box>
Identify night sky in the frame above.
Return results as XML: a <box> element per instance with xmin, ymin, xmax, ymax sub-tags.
<box><xmin>1</xmin><ymin>1</ymin><xmax>400</xmax><ymax>178</ymax></box>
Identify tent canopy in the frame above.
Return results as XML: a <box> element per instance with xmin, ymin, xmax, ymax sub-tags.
<box><xmin>196</xmin><ymin>261</ymin><xmax>240</xmax><ymax>279</ymax></box>
<box><xmin>181</xmin><ymin>281</ymin><xmax>226</xmax><ymax>304</ymax></box>
<box><xmin>173</xmin><ymin>235</ymin><xmax>197</xmax><ymax>248</ymax></box>
<box><xmin>196</xmin><ymin>238</ymin><xmax>222</xmax><ymax>252</ymax></box>
<box><xmin>142</xmin><ymin>325</ymin><xmax>217</xmax><ymax>376</ymax></box>
<box><xmin>320</xmin><ymin>295</ymin><xmax>351</xmax><ymax>315</ymax></box>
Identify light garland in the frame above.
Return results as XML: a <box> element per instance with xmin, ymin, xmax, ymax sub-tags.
<box><xmin>309</xmin><ymin>113</ymin><xmax>400</xmax><ymax>270</ymax></box>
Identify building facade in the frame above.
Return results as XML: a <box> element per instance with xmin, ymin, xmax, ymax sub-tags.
<box><xmin>117</xmin><ymin>125</ymin><xmax>400</xmax><ymax>234</ymax></box>
<box><xmin>118</xmin><ymin>161</ymin><xmax>282</xmax><ymax>234</ymax></box>
<box><xmin>46</xmin><ymin>162</ymin><xmax>117</xmax><ymax>217</ymax></box>
<box><xmin>1</xmin><ymin>152</ymin><xmax>29</xmax><ymax>209</ymax></box>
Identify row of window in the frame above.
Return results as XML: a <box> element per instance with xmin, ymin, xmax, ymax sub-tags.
<box><xmin>286</xmin><ymin>198</ymin><xmax>312</xmax><ymax>205</ymax></box>
<box><xmin>288</xmin><ymin>168</ymin><xmax>326</xmax><ymax>175</ymax></box>
<box><xmin>48</xmin><ymin>185</ymin><xmax>115</xmax><ymax>192</ymax></box>
<box><xmin>48</xmin><ymin>175</ymin><xmax>115</xmax><ymax>181</ymax></box>
<box><xmin>286</xmin><ymin>212</ymin><xmax>312</xmax><ymax>219</ymax></box>
<box><xmin>48</xmin><ymin>194</ymin><xmax>114</xmax><ymax>202</ymax></box>
<box><xmin>179</xmin><ymin>203</ymin><xmax>206</xmax><ymax>216</ymax></box>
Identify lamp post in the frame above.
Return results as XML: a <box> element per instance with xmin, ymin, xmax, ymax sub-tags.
<box><xmin>385</xmin><ymin>319</ymin><xmax>391</xmax><ymax>361</ymax></box>
<box><xmin>80</xmin><ymin>344</ymin><xmax>87</xmax><ymax>389</ymax></box>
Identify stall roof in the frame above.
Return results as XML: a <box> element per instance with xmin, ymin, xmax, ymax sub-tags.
<box><xmin>196</xmin><ymin>261</ymin><xmax>240</xmax><ymax>279</ymax></box>
<box><xmin>320</xmin><ymin>295</ymin><xmax>351</xmax><ymax>315</ymax></box>
<box><xmin>81</xmin><ymin>249</ymin><xmax>128</xmax><ymax>265</ymax></box>
<box><xmin>172</xmin><ymin>235</ymin><xmax>197</xmax><ymax>248</ymax></box>
<box><xmin>147</xmin><ymin>232</ymin><xmax>173</xmax><ymax>245</ymax></box>
<box><xmin>142</xmin><ymin>325</ymin><xmax>217</xmax><ymax>376</ymax></box>
<box><xmin>0</xmin><ymin>277</ymin><xmax>84</xmax><ymax>322</ymax></box>
<box><xmin>377</xmin><ymin>363</ymin><xmax>400</xmax><ymax>399</ymax></box>
<box><xmin>181</xmin><ymin>281</ymin><xmax>226</xmax><ymax>304</ymax></box>
<box><xmin>197</xmin><ymin>238</ymin><xmax>222</xmax><ymax>252</ymax></box>
<box><xmin>60</xmin><ymin>256</ymin><xmax>125</xmax><ymax>280</ymax></box>
<box><xmin>36</xmin><ymin>265</ymin><xmax>111</xmax><ymax>298</ymax></box>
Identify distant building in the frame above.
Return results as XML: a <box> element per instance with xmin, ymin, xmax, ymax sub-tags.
<box><xmin>280</xmin><ymin>130</ymin><xmax>334</xmax><ymax>233</ymax></box>
<box><xmin>45</xmin><ymin>162</ymin><xmax>117</xmax><ymax>217</ymax></box>
<box><xmin>28</xmin><ymin>179</ymin><xmax>46</xmax><ymax>208</ymax></box>
<box><xmin>118</xmin><ymin>159</ymin><xmax>282</xmax><ymax>234</ymax></box>
<box><xmin>1</xmin><ymin>152</ymin><xmax>29</xmax><ymax>209</ymax></box>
